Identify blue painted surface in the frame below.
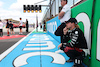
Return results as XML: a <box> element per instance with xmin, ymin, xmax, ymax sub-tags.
<box><xmin>0</xmin><ymin>32</ymin><xmax>74</xmax><ymax>67</ymax></box>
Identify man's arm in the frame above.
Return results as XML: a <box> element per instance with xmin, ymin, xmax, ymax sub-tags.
<box><xmin>58</xmin><ymin>11</ymin><xmax>65</xmax><ymax>19</ymax></box>
<box><xmin>54</xmin><ymin>23</ymin><xmax>66</xmax><ymax>36</ymax></box>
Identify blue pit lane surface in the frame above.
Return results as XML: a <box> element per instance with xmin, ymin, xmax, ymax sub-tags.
<box><xmin>0</xmin><ymin>32</ymin><xmax>74</xmax><ymax>67</ymax></box>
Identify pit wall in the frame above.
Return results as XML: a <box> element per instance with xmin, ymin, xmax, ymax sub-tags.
<box><xmin>47</xmin><ymin>0</ymin><xmax>100</xmax><ymax>67</ymax></box>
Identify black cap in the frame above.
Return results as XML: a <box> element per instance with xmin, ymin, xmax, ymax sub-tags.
<box><xmin>65</xmin><ymin>18</ymin><xmax>78</xmax><ymax>24</ymax></box>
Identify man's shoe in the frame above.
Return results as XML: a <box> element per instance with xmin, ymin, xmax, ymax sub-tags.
<box><xmin>72</xmin><ymin>64</ymin><xmax>84</xmax><ymax>67</ymax></box>
<box><xmin>66</xmin><ymin>59</ymin><xmax>74</xmax><ymax>62</ymax></box>
<box><xmin>20</xmin><ymin>33</ymin><xmax>23</xmax><ymax>34</ymax></box>
<box><xmin>7</xmin><ymin>35</ymin><xmax>10</xmax><ymax>36</ymax></box>
<box><xmin>55</xmin><ymin>49</ymin><xmax>64</xmax><ymax>53</ymax></box>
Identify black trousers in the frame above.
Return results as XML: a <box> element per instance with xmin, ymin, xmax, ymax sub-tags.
<box><xmin>26</xmin><ymin>26</ymin><xmax>28</xmax><ymax>32</ymax></box>
<box><xmin>0</xmin><ymin>29</ymin><xmax>3</xmax><ymax>36</ymax></box>
<box><xmin>65</xmin><ymin>50</ymin><xmax>84</xmax><ymax>60</ymax></box>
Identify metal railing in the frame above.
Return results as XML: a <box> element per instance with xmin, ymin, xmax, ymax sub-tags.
<box><xmin>42</xmin><ymin>0</ymin><xmax>86</xmax><ymax>23</ymax></box>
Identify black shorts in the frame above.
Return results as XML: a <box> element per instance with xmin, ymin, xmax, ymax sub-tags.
<box><xmin>0</xmin><ymin>29</ymin><xmax>3</xmax><ymax>32</ymax></box>
<box><xmin>6</xmin><ymin>26</ymin><xmax>9</xmax><ymax>28</ymax></box>
<box><xmin>19</xmin><ymin>26</ymin><xmax>22</xmax><ymax>29</ymax></box>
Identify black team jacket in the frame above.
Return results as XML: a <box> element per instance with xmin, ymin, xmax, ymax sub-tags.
<box><xmin>54</xmin><ymin>24</ymin><xmax>88</xmax><ymax>49</ymax></box>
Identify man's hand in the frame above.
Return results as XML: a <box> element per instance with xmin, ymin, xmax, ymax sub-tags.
<box><xmin>58</xmin><ymin>43</ymin><xmax>62</xmax><ymax>49</ymax></box>
<box><xmin>63</xmin><ymin>27</ymin><xmax>69</xmax><ymax>35</ymax></box>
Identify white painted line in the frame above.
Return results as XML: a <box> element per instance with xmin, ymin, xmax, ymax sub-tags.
<box><xmin>28</xmin><ymin>40</ymin><xmax>40</xmax><ymax>43</ymax></box>
<box><xmin>26</xmin><ymin>44</ymin><xmax>46</xmax><ymax>46</ymax></box>
<box><xmin>30</xmin><ymin>38</ymin><xmax>36</xmax><ymax>41</ymax></box>
<box><xmin>23</xmin><ymin>41</ymin><xmax>56</xmax><ymax>50</ymax></box>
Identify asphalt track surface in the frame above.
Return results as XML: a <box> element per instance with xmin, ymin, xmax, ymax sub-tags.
<box><xmin>0</xmin><ymin>28</ymin><xmax>33</xmax><ymax>54</ymax></box>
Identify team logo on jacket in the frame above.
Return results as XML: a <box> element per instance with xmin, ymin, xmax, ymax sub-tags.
<box><xmin>75</xmin><ymin>31</ymin><xmax>78</xmax><ymax>34</ymax></box>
